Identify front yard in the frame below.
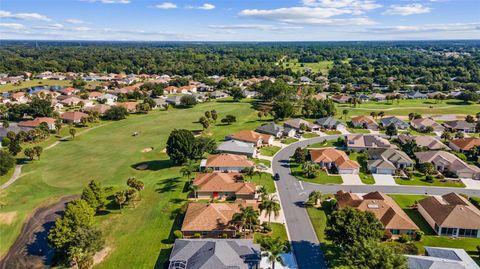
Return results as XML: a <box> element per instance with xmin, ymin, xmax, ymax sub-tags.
<box><xmin>280</xmin><ymin>137</ymin><xmax>298</xmax><ymax>144</ymax></box>
<box><xmin>259</xmin><ymin>145</ymin><xmax>281</xmax><ymax>157</ymax></box>
<box><xmin>248</xmin><ymin>172</ymin><xmax>276</xmax><ymax>193</ymax></box>
<box><xmin>302</xmin><ymin>132</ymin><xmax>320</xmax><ymax>138</ymax></box>
<box><xmin>394</xmin><ymin>172</ymin><xmax>465</xmax><ymax>188</ymax></box>
<box><xmin>254</xmin><ymin>223</ymin><xmax>288</xmax><ymax>243</ymax></box>
<box><xmin>346</xmin><ymin>127</ymin><xmax>370</xmax><ymax>134</ymax></box>
<box><xmin>290</xmin><ymin>160</ymin><xmax>343</xmax><ymax>184</ymax></box>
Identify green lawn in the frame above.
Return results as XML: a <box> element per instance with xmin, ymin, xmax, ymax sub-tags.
<box><xmin>359</xmin><ymin>173</ymin><xmax>375</xmax><ymax>184</ymax></box>
<box><xmin>346</xmin><ymin>127</ymin><xmax>371</xmax><ymax>134</ymax></box>
<box><xmin>306</xmin><ymin>206</ymin><xmax>328</xmax><ymax>242</ymax></box>
<box><xmin>248</xmin><ymin>172</ymin><xmax>276</xmax><ymax>193</ymax></box>
<box><xmin>254</xmin><ymin>223</ymin><xmax>288</xmax><ymax>243</ymax></box>
<box><xmin>259</xmin><ymin>146</ymin><xmax>281</xmax><ymax>157</ymax></box>
<box><xmin>390</xmin><ymin>195</ymin><xmax>480</xmax><ymax>260</ymax></box>
<box><xmin>0</xmin><ymin>167</ymin><xmax>15</xmax><ymax>186</ymax></box>
<box><xmin>395</xmin><ymin>172</ymin><xmax>465</xmax><ymax>188</ymax></box>
<box><xmin>251</xmin><ymin>158</ymin><xmax>271</xmax><ymax>168</ymax></box>
<box><xmin>280</xmin><ymin>137</ymin><xmax>298</xmax><ymax>144</ymax></box>
<box><xmin>323</xmin><ymin>130</ymin><xmax>342</xmax><ymax>135</ymax></box>
<box><xmin>302</xmin><ymin>132</ymin><xmax>319</xmax><ymax>138</ymax></box>
<box><xmin>307</xmin><ymin>140</ymin><xmax>339</xmax><ymax>149</ymax></box>
<box><xmin>0</xmin><ymin>101</ymin><xmax>265</xmax><ymax>268</ymax></box>
<box><xmin>290</xmin><ymin>161</ymin><xmax>343</xmax><ymax>184</ymax></box>
<box><xmin>0</xmin><ymin>79</ymin><xmax>102</xmax><ymax>93</ymax></box>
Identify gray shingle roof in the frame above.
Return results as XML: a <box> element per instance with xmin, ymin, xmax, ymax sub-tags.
<box><xmin>217</xmin><ymin>140</ymin><xmax>255</xmax><ymax>156</ymax></box>
<box><xmin>169</xmin><ymin>239</ymin><xmax>261</xmax><ymax>269</ymax></box>
<box><xmin>407</xmin><ymin>247</ymin><xmax>479</xmax><ymax>269</ymax></box>
<box><xmin>255</xmin><ymin>123</ymin><xmax>284</xmax><ymax>136</ymax></box>
<box><xmin>380</xmin><ymin>116</ymin><xmax>409</xmax><ymax>128</ymax></box>
<box><xmin>315</xmin><ymin>117</ymin><xmax>345</xmax><ymax>128</ymax></box>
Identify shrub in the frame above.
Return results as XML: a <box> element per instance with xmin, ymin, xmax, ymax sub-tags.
<box><xmin>398</xmin><ymin>234</ymin><xmax>410</xmax><ymax>243</ymax></box>
<box><xmin>174</xmin><ymin>230</ymin><xmax>183</xmax><ymax>239</ymax></box>
<box><xmin>222</xmin><ymin>233</ymin><xmax>228</xmax><ymax>239</ymax></box>
<box><xmin>414</xmin><ymin>230</ymin><xmax>424</xmax><ymax>241</ymax></box>
<box><xmin>194</xmin><ymin>233</ymin><xmax>201</xmax><ymax>238</ymax></box>
<box><xmin>262</xmin><ymin>222</ymin><xmax>272</xmax><ymax>233</ymax></box>
<box><xmin>425</xmin><ymin>175</ymin><xmax>434</xmax><ymax>182</ymax></box>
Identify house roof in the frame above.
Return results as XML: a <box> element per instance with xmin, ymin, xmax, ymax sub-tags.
<box><xmin>310</xmin><ymin>148</ymin><xmax>359</xmax><ymax>169</ymax></box>
<box><xmin>411</xmin><ymin>118</ymin><xmax>444</xmax><ymax>131</ymax></box>
<box><xmin>407</xmin><ymin>247</ymin><xmax>479</xmax><ymax>269</ymax></box>
<box><xmin>450</xmin><ymin>138</ymin><xmax>480</xmax><ymax>151</ymax></box>
<box><xmin>255</xmin><ymin>123</ymin><xmax>284</xmax><ymax>135</ymax></box>
<box><xmin>60</xmin><ymin>111</ymin><xmax>88</xmax><ymax>121</ymax></box>
<box><xmin>368</xmin><ymin>148</ymin><xmax>413</xmax><ymax>164</ymax></box>
<box><xmin>217</xmin><ymin>140</ymin><xmax>255</xmax><ymax>156</ymax></box>
<box><xmin>351</xmin><ymin>116</ymin><xmax>377</xmax><ymax>126</ymax></box>
<box><xmin>84</xmin><ymin>104</ymin><xmax>111</xmax><ymax>114</ymax></box>
<box><xmin>193</xmin><ymin>172</ymin><xmax>256</xmax><ymax>195</ymax></box>
<box><xmin>415</xmin><ymin>151</ymin><xmax>480</xmax><ymax>175</ymax></box>
<box><xmin>117</xmin><ymin>101</ymin><xmax>138</xmax><ymax>110</ymax></box>
<box><xmin>228</xmin><ymin>130</ymin><xmax>271</xmax><ymax>144</ymax></box>
<box><xmin>444</xmin><ymin>120</ymin><xmax>475</xmax><ymax>130</ymax></box>
<box><xmin>335</xmin><ymin>191</ymin><xmax>419</xmax><ymax>230</ymax></box>
<box><xmin>18</xmin><ymin>117</ymin><xmax>56</xmax><ymax>128</ymax></box>
<box><xmin>315</xmin><ymin>117</ymin><xmax>344</xmax><ymax>127</ymax></box>
<box><xmin>283</xmin><ymin>118</ymin><xmax>318</xmax><ymax>129</ymax></box>
<box><xmin>418</xmin><ymin>193</ymin><xmax>480</xmax><ymax>229</ymax></box>
<box><xmin>169</xmin><ymin>239</ymin><xmax>261</xmax><ymax>269</ymax></box>
<box><xmin>205</xmin><ymin>154</ymin><xmax>255</xmax><ymax>168</ymax></box>
<box><xmin>398</xmin><ymin>135</ymin><xmax>446</xmax><ymax>150</ymax></box>
<box><xmin>88</xmin><ymin>91</ymin><xmax>103</xmax><ymax>98</ymax></box>
<box><xmin>346</xmin><ymin>134</ymin><xmax>395</xmax><ymax>149</ymax></box>
<box><xmin>380</xmin><ymin>116</ymin><xmax>409</xmax><ymax>127</ymax></box>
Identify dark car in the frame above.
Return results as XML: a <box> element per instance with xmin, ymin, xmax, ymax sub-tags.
<box><xmin>274</xmin><ymin>173</ymin><xmax>280</xmax><ymax>180</ymax></box>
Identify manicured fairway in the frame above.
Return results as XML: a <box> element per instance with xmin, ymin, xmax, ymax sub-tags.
<box><xmin>0</xmin><ymin>101</ymin><xmax>269</xmax><ymax>268</ymax></box>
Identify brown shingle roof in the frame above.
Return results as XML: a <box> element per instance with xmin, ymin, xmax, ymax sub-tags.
<box><xmin>450</xmin><ymin>138</ymin><xmax>480</xmax><ymax>151</ymax></box>
<box><xmin>310</xmin><ymin>148</ymin><xmax>359</xmax><ymax>169</ymax></box>
<box><xmin>182</xmin><ymin>203</ymin><xmax>241</xmax><ymax>232</ymax></box>
<box><xmin>418</xmin><ymin>193</ymin><xmax>480</xmax><ymax>229</ymax></box>
<box><xmin>205</xmin><ymin>154</ymin><xmax>255</xmax><ymax>168</ymax></box>
<box><xmin>60</xmin><ymin>111</ymin><xmax>88</xmax><ymax>121</ymax></box>
<box><xmin>335</xmin><ymin>191</ymin><xmax>418</xmax><ymax>230</ymax></box>
<box><xmin>228</xmin><ymin>130</ymin><xmax>271</xmax><ymax>145</ymax></box>
<box><xmin>18</xmin><ymin>117</ymin><xmax>55</xmax><ymax>128</ymax></box>
<box><xmin>193</xmin><ymin>172</ymin><xmax>256</xmax><ymax>195</ymax></box>
<box><xmin>351</xmin><ymin>116</ymin><xmax>376</xmax><ymax>125</ymax></box>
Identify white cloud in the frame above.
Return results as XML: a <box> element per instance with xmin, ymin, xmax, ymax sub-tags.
<box><xmin>209</xmin><ymin>24</ymin><xmax>303</xmax><ymax>31</ymax></box>
<box><xmin>34</xmin><ymin>23</ymin><xmax>64</xmax><ymax>30</ymax></box>
<box><xmin>65</xmin><ymin>19</ymin><xmax>84</xmax><ymax>24</ymax></box>
<box><xmin>155</xmin><ymin>2</ymin><xmax>177</xmax><ymax>9</ymax></box>
<box><xmin>239</xmin><ymin>7</ymin><xmax>375</xmax><ymax>25</ymax></box>
<box><xmin>74</xmin><ymin>26</ymin><xmax>92</xmax><ymax>31</ymax></box>
<box><xmin>361</xmin><ymin>23</ymin><xmax>480</xmax><ymax>34</ymax></box>
<box><xmin>0</xmin><ymin>10</ymin><xmax>51</xmax><ymax>21</ymax></box>
<box><xmin>302</xmin><ymin>0</ymin><xmax>381</xmax><ymax>13</ymax></box>
<box><xmin>198</xmin><ymin>3</ymin><xmax>215</xmax><ymax>10</ymax></box>
<box><xmin>0</xmin><ymin>23</ymin><xmax>25</xmax><ymax>30</ymax></box>
<box><xmin>81</xmin><ymin>0</ymin><xmax>130</xmax><ymax>4</ymax></box>
<box><xmin>383</xmin><ymin>4</ymin><xmax>431</xmax><ymax>16</ymax></box>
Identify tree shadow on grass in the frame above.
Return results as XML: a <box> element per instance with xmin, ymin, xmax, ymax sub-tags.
<box><xmin>131</xmin><ymin>159</ymin><xmax>174</xmax><ymax>171</ymax></box>
<box><xmin>162</xmin><ymin>206</ymin><xmax>186</xmax><ymax>244</ymax></box>
<box><xmin>445</xmin><ymin>100</ymin><xmax>471</xmax><ymax>105</ymax></box>
<box><xmin>155</xmin><ymin>177</ymin><xmax>182</xmax><ymax>193</ymax></box>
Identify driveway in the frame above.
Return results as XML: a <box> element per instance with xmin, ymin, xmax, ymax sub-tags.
<box><xmin>373</xmin><ymin>174</ymin><xmax>397</xmax><ymax>186</ymax></box>
<box><xmin>337</xmin><ymin>126</ymin><xmax>350</xmax><ymax>134</ymax></box>
<box><xmin>461</xmin><ymin>178</ymin><xmax>480</xmax><ymax>190</ymax></box>
<box><xmin>341</xmin><ymin>174</ymin><xmax>363</xmax><ymax>185</ymax></box>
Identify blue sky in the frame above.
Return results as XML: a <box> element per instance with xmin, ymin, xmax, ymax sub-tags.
<box><xmin>0</xmin><ymin>0</ymin><xmax>479</xmax><ymax>41</ymax></box>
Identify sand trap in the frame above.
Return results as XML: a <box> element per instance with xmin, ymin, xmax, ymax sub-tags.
<box><xmin>93</xmin><ymin>247</ymin><xmax>111</xmax><ymax>266</ymax></box>
<box><xmin>136</xmin><ymin>164</ymin><xmax>149</xmax><ymax>170</ymax></box>
<box><xmin>0</xmin><ymin>211</ymin><xmax>17</xmax><ymax>225</ymax></box>
<box><xmin>141</xmin><ymin>147</ymin><xmax>153</xmax><ymax>153</ymax></box>
<box><xmin>161</xmin><ymin>148</ymin><xmax>167</xmax><ymax>153</ymax></box>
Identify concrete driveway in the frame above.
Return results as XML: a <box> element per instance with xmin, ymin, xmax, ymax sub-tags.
<box><xmin>461</xmin><ymin>178</ymin><xmax>480</xmax><ymax>190</ymax></box>
<box><xmin>341</xmin><ymin>174</ymin><xmax>363</xmax><ymax>185</ymax></box>
<box><xmin>373</xmin><ymin>174</ymin><xmax>397</xmax><ymax>186</ymax></box>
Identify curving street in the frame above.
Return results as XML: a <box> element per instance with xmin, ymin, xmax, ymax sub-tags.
<box><xmin>272</xmin><ymin>135</ymin><xmax>480</xmax><ymax>269</ymax></box>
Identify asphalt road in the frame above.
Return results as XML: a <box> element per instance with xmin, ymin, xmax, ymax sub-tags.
<box><xmin>272</xmin><ymin>135</ymin><xmax>480</xmax><ymax>269</ymax></box>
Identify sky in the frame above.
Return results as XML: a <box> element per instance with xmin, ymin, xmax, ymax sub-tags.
<box><xmin>0</xmin><ymin>0</ymin><xmax>479</xmax><ymax>41</ymax></box>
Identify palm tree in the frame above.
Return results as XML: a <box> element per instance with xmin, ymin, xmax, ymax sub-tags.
<box><xmin>69</xmin><ymin>128</ymin><xmax>76</xmax><ymax>140</ymax></box>
<box><xmin>370</xmin><ymin>111</ymin><xmax>377</xmax><ymax>119</ymax></box>
<box><xmin>242</xmin><ymin>166</ymin><xmax>257</xmax><ymax>180</ymax></box>
<box><xmin>378</xmin><ymin>111</ymin><xmax>385</xmax><ymax>119</ymax></box>
<box><xmin>307</xmin><ymin>190</ymin><xmax>323</xmax><ymax>207</ymax></box>
<box><xmin>189</xmin><ymin>184</ymin><xmax>198</xmax><ymax>200</ymax></box>
<box><xmin>232</xmin><ymin>206</ymin><xmax>259</xmax><ymax>238</ymax></box>
<box><xmin>259</xmin><ymin>194</ymin><xmax>281</xmax><ymax>223</ymax></box>
<box><xmin>261</xmin><ymin>237</ymin><xmax>287</xmax><ymax>269</ymax></box>
<box><xmin>180</xmin><ymin>160</ymin><xmax>196</xmax><ymax>182</ymax></box>
<box><xmin>257</xmin><ymin>186</ymin><xmax>269</xmax><ymax>200</ymax></box>
<box><xmin>342</xmin><ymin>109</ymin><xmax>348</xmax><ymax>121</ymax></box>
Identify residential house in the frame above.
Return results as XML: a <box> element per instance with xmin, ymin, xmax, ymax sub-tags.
<box><xmin>315</xmin><ymin>117</ymin><xmax>345</xmax><ymax>130</ymax></box>
<box><xmin>443</xmin><ymin>120</ymin><xmax>476</xmax><ymax>133</ymax></box>
<box><xmin>87</xmin><ymin>91</ymin><xmax>103</xmax><ymax>100</ymax></box>
<box><xmin>201</xmin><ymin>154</ymin><xmax>255</xmax><ymax>172</ymax></box>
<box><xmin>97</xmin><ymin>93</ymin><xmax>118</xmax><ymax>105</ymax></box>
<box><xmin>193</xmin><ymin>172</ymin><xmax>256</xmax><ymax>200</ymax></box>
<box><xmin>410</xmin><ymin>118</ymin><xmax>445</xmax><ymax>133</ymax></box>
<box><xmin>217</xmin><ymin>140</ymin><xmax>256</xmax><ymax>158</ymax></box>
<box><xmin>367</xmin><ymin>148</ymin><xmax>414</xmax><ymax>174</ymax></box>
<box><xmin>243</xmin><ymin>90</ymin><xmax>258</xmax><ymax>98</ymax></box>
<box><xmin>168</xmin><ymin>239</ymin><xmax>261</xmax><ymax>269</ymax></box>
<box><xmin>32</xmin><ymin>90</ymin><xmax>59</xmax><ymax>99</ymax></box>
<box><xmin>0</xmin><ymin>123</ymin><xmax>32</xmax><ymax>147</ymax></box>
<box><xmin>418</xmin><ymin>193</ymin><xmax>480</xmax><ymax>238</ymax></box>
<box><xmin>166</xmin><ymin>95</ymin><xmax>183</xmax><ymax>106</ymax></box>
<box><xmin>398</xmin><ymin>135</ymin><xmax>447</xmax><ymax>150</ymax></box>
<box><xmin>18</xmin><ymin>117</ymin><xmax>56</xmax><ymax>130</ymax></box>
<box><xmin>60</xmin><ymin>87</ymin><xmax>79</xmax><ymax>96</ymax></box>
<box><xmin>209</xmin><ymin>91</ymin><xmax>229</xmax><ymax>99</ymax></box>
<box><xmin>152</xmin><ymin>98</ymin><xmax>168</xmax><ymax>109</ymax></box>
<box><xmin>181</xmin><ymin>201</ymin><xmax>257</xmax><ymax>238</ymax></box>
<box><xmin>335</xmin><ymin>191</ymin><xmax>418</xmax><ymax>238</ymax></box>
<box><xmin>283</xmin><ymin>118</ymin><xmax>320</xmax><ymax>132</ymax></box>
<box><xmin>300</xmin><ymin>76</ymin><xmax>312</xmax><ymax>84</ymax></box>
<box><xmin>407</xmin><ymin>247</ymin><xmax>480</xmax><ymax>269</ymax></box>
<box><xmin>449</xmin><ymin>138</ymin><xmax>480</xmax><ymax>153</ymax></box>
<box><xmin>331</xmin><ymin>94</ymin><xmax>351</xmax><ymax>104</ymax></box>
<box><xmin>415</xmin><ymin>151</ymin><xmax>480</xmax><ymax>179</ymax></box>
<box><xmin>58</xmin><ymin>95</ymin><xmax>83</xmax><ymax>106</ymax></box>
<box><xmin>226</xmin><ymin>130</ymin><xmax>273</xmax><ymax>147</ymax></box>
<box><xmin>406</xmin><ymin>90</ymin><xmax>428</xmax><ymax>99</ymax></box>
<box><xmin>380</xmin><ymin>116</ymin><xmax>410</xmax><ymax>130</ymax></box>
<box><xmin>310</xmin><ymin>148</ymin><xmax>360</xmax><ymax>174</ymax></box>
<box><xmin>370</xmin><ymin>93</ymin><xmax>386</xmax><ymax>101</ymax></box>
<box><xmin>255</xmin><ymin>123</ymin><xmax>295</xmax><ymax>138</ymax></box>
<box><xmin>60</xmin><ymin>111</ymin><xmax>89</xmax><ymax>124</ymax></box>
<box><xmin>345</xmin><ymin>134</ymin><xmax>396</xmax><ymax>151</ymax></box>
<box><xmin>350</xmin><ymin>116</ymin><xmax>378</xmax><ymax>130</ymax></box>
<box><xmin>427</xmin><ymin>91</ymin><xmax>447</xmax><ymax>99</ymax></box>
<box><xmin>83</xmin><ymin>104</ymin><xmax>111</xmax><ymax>115</ymax></box>
<box><xmin>11</xmin><ymin>92</ymin><xmax>29</xmax><ymax>103</ymax></box>
<box><xmin>358</xmin><ymin>94</ymin><xmax>370</xmax><ymax>103</ymax></box>
<box><xmin>117</xmin><ymin>101</ymin><xmax>138</xmax><ymax>113</ymax></box>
